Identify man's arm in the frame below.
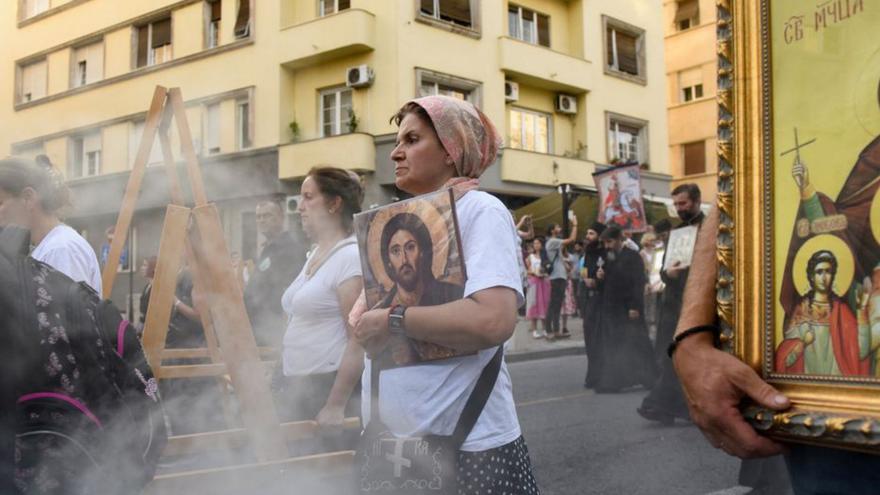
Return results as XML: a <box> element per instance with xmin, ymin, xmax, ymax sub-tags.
<box><xmin>672</xmin><ymin>208</ymin><xmax>791</xmax><ymax>458</ymax></box>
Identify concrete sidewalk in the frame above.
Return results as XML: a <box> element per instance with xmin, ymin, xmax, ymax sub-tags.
<box><xmin>505</xmin><ymin>315</ymin><xmax>585</xmax><ymax>363</ymax></box>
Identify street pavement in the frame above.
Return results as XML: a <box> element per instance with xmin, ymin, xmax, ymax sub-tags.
<box><xmin>507</xmin><ymin>316</ymin><xmax>747</xmax><ymax>495</ymax></box>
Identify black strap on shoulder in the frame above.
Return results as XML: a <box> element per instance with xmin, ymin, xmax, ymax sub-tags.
<box><xmin>451</xmin><ymin>346</ymin><xmax>503</xmax><ymax>447</ymax></box>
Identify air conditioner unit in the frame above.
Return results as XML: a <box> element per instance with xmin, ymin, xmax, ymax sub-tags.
<box><xmin>504</xmin><ymin>81</ymin><xmax>519</xmax><ymax>102</ymax></box>
<box><xmin>346</xmin><ymin>65</ymin><xmax>374</xmax><ymax>88</ymax></box>
<box><xmin>555</xmin><ymin>94</ymin><xmax>577</xmax><ymax>114</ymax></box>
<box><xmin>285</xmin><ymin>195</ymin><xmax>302</xmax><ymax>215</ymax></box>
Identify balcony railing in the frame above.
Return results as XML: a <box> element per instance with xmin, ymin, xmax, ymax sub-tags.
<box><xmin>279</xmin><ymin>9</ymin><xmax>376</xmax><ymax>69</ymax></box>
<box><xmin>498</xmin><ymin>37</ymin><xmax>592</xmax><ymax>94</ymax></box>
<box><xmin>500</xmin><ymin>148</ymin><xmax>597</xmax><ymax>187</ymax></box>
<box><xmin>278</xmin><ymin>132</ymin><xmax>376</xmax><ymax>179</ymax></box>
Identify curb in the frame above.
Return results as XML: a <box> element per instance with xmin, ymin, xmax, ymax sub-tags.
<box><xmin>506</xmin><ymin>345</ymin><xmax>583</xmax><ymax>363</ymax></box>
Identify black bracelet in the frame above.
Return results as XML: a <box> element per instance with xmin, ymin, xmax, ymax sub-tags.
<box><xmin>667</xmin><ymin>325</ymin><xmax>718</xmax><ymax>358</ymax></box>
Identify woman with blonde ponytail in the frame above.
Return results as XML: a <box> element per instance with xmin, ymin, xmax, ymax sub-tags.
<box><xmin>0</xmin><ymin>156</ymin><xmax>101</xmax><ymax>292</ymax></box>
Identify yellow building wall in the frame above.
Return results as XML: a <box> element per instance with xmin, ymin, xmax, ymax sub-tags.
<box><xmin>46</xmin><ymin>49</ymin><xmax>70</xmax><ymax>94</ymax></box>
<box><xmin>173</xmin><ymin>3</ymin><xmax>205</xmax><ymax>58</ymax></box>
<box><xmin>504</xmin><ymin>0</ymin><xmax>575</xmax><ymax>56</ymax></box>
<box><xmin>102</xmin><ymin>123</ymin><xmax>130</xmax><ymax>175</ymax></box>
<box><xmin>43</xmin><ymin>137</ymin><xmax>67</xmax><ymax>171</ymax></box>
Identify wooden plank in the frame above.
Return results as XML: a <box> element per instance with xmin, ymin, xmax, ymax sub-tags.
<box><xmin>141</xmin><ymin>205</ymin><xmax>190</xmax><ymax>372</ymax></box>
<box><xmin>156</xmin><ymin>363</ymin><xmax>228</xmax><ymax>379</ymax></box>
<box><xmin>157</xmin><ymin>104</ymin><xmax>185</xmax><ymax>207</ymax></box>
<box><xmin>101</xmin><ymin>86</ymin><xmax>168</xmax><ymax>298</ymax></box>
<box><xmin>168</xmin><ymin>88</ymin><xmax>208</xmax><ymax>206</ymax></box>
<box><xmin>189</xmin><ymin>204</ymin><xmax>288</xmax><ymax>461</ymax></box>
<box><xmin>161</xmin><ymin>347</ymin><xmax>279</xmax><ymax>360</ymax></box>
<box><xmin>145</xmin><ymin>451</ymin><xmax>353</xmax><ymax>495</ymax></box>
<box><xmin>162</xmin><ymin>418</ymin><xmax>361</xmax><ymax>457</ymax></box>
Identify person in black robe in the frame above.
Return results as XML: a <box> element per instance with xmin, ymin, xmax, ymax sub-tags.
<box><xmin>592</xmin><ymin>226</ymin><xmax>656</xmax><ymax>392</ymax></box>
<box><xmin>638</xmin><ymin>184</ymin><xmax>704</xmax><ymax>423</ymax></box>
<box><xmin>581</xmin><ymin>222</ymin><xmax>606</xmax><ymax>388</ymax></box>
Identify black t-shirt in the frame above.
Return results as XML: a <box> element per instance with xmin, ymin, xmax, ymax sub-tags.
<box><xmin>244</xmin><ymin>230</ymin><xmax>303</xmax><ymax>346</ymax></box>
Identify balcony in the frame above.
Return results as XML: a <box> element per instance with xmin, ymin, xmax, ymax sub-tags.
<box><xmin>278</xmin><ymin>133</ymin><xmax>376</xmax><ymax>180</ymax></box>
<box><xmin>498</xmin><ymin>37</ymin><xmax>592</xmax><ymax>94</ymax></box>
<box><xmin>500</xmin><ymin>148</ymin><xmax>597</xmax><ymax>188</ymax></box>
<box><xmin>279</xmin><ymin>9</ymin><xmax>376</xmax><ymax>69</ymax></box>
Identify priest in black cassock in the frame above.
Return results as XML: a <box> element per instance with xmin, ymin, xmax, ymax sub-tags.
<box><xmin>592</xmin><ymin>226</ymin><xmax>656</xmax><ymax>392</ymax></box>
<box><xmin>581</xmin><ymin>221</ymin><xmax>606</xmax><ymax>389</ymax></box>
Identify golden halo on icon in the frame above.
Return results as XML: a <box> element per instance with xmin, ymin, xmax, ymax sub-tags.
<box><xmin>792</xmin><ymin>234</ymin><xmax>855</xmax><ymax>297</ymax></box>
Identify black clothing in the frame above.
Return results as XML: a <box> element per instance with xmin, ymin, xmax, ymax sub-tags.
<box><xmin>581</xmin><ymin>245</ymin><xmax>605</xmax><ymax>388</ymax></box>
<box><xmin>138</xmin><ymin>281</ymin><xmax>152</xmax><ymax>328</ymax></box>
<box><xmin>167</xmin><ymin>270</ymin><xmax>204</xmax><ymax>349</ymax></box>
<box><xmin>592</xmin><ymin>247</ymin><xmax>656</xmax><ymax>392</ymax></box>
<box><xmin>244</xmin><ymin>230</ymin><xmax>303</xmax><ymax>347</ymax></box>
<box><xmin>640</xmin><ymin>212</ymin><xmax>705</xmax><ymax>419</ymax></box>
<box><xmin>545</xmin><ymin>278</ymin><xmax>567</xmax><ymax>334</ymax></box>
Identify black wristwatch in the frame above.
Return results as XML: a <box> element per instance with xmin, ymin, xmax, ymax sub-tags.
<box><xmin>388</xmin><ymin>305</ymin><xmax>407</xmax><ymax>337</ymax></box>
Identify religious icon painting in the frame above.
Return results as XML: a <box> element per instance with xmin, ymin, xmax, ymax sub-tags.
<box><xmin>720</xmin><ymin>0</ymin><xmax>880</xmax><ymax>451</ymax></box>
<box><xmin>593</xmin><ymin>165</ymin><xmax>648</xmax><ymax>233</ymax></box>
<box><xmin>353</xmin><ymin>188</ymin><xmax>470</xmax><ymax>369</ymax></box>
<box><xmin>663</xmin><ymin>225</ymin><xmax>698</xmax><ymax>271</ymax></box>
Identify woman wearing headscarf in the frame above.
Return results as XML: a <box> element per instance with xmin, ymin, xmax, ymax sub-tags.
<box><xmin>352</xmin><ymin>96</ymin><xmax>540</xmax><ymax>493</ymax></box>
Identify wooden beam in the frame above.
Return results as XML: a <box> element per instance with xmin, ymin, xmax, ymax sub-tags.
<box><xmin>161</xmin><ymin>347</ymin><xmax>279</xmax><ymax>360</ymax></box>
<box><xmin>162</xmin><ymin>418</ymin><xmax>361</xmax><ymax>457</ymax></box>
<box><xmin>101</xmin><ymin>86</ymin><xmax>167</xmax><ymax>298</ymax></box>
<box><xmin>168</xmin><ymin>88</ymin><xmax>208</xmax><ymax>206</ymax></box>
<box><xmin>189</xmin><ymin>204</ymin><xmax>288</xmax><ymax>461</ymax></box>
<box><xmin>156</xmin><ymin>363</ymin><xmax>229</xmax><ymax>379</ymax></box>
<box><xmin>145</xmin><ymin>451</ymin><xmax>353</xmax><ymax>495</ymax></box>
<box><xmin>141</xmin><ymin>205</ymin><xmax>189</xmax><ymax>372</ymax></box>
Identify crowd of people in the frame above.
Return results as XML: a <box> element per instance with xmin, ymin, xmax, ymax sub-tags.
<box><xmin>516</xmin><ymin>183</ymin><xmax>704</xmax><ymax>402</ymax></box>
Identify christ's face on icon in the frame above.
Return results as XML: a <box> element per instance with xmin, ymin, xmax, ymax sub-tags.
<box><xmin>388</xmin><ymin>229</ymin><xmax>422</xmax><ymax>291</ymax></box>
<box><xmin>811</xmin><ymin>261</ymin><xmax>834</xmax><ymax>295</ymax></box>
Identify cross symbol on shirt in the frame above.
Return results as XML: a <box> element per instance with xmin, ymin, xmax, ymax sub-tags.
<box><xmin>385</xmin><ymin>438</ymin><xmax>412</xmax><ymax>478</ymax></box>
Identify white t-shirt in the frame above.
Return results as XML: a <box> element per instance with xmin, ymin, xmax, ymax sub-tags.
<box><xmin>31</xmin><ymin>224</ymin><xmax>102</xmax><ymax>294</ymax></box>
<box><xmin>281</xmin><ymin>237</ymin><xmax>361</xmax><ymax>376</ymax></box>
<box><xmin>362</xmin><ymin>191</ymin><xmax>525</xmax><ymax>452</ymax></box>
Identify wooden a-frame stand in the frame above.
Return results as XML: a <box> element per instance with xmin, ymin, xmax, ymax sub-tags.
<box><xmin>101</xmin><ymin>86</ymin><xmax>356</xmax><ymax>493</ymax></box>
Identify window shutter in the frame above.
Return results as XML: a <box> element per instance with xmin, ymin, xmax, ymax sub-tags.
<box><xmin>338</xmin><ymin>0</ymin><xmax>351</xmax><ymax>10</ymax></box>
<box><xmin>136</xmin><ymin>25</ymin><xmax>149</xmax><ymax>67</ymax></box>
<box><xmin>440</xmin><ymin>0</ymin><xmax>471</xmax><ymax>27</ymax></box>
<box><xmin>616</xmin><ymin>31</ymin><xmax>638</xmax><ymax>75</ymax></box>
<box><xmin>151</xmin><ymin>18</ymin><xmax>171</xmax><ymax>48</ymax></box>
<box><xmin>606</xmin><ymin>27</ymin><xmax>615</xmax><ymax>67</ymax></box>
<box><xmin>537</xmin><ymin>14</ymin><xmax>550</xmax><ymax>47</ymax></box>
<box><xmin>234</xmin><ymin>0</ymin><xmax>251</xmax><ymax>37</ymax></box>
<box><xmin>211</xmin><ymin>1</ymin><xmax>222</xmax><ymax>21</ymax></box>
<box><xmin>683</xmin><ymin>141</ymin><xmax>706</xmax><ymax>175</ymax></box>
<box><xmin>675</xmin><ymin>0</ymin><xmax>699</xmax><ymax>23</ymax></box>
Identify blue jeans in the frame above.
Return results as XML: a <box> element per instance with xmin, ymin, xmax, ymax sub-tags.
<box><xmin>786</xmin><ymin>444</ymin><xmax>880</xmax><ymax>494</ymax></box>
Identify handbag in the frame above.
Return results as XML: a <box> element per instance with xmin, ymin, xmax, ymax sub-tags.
<box><xmin>542</xmin><ymin>249</ymin><xmax>559</xmax><ymax>275</ymax></box>
<box><xmin>356</xmin><ymin>346</ymin><xmax>503</xmax><ymax>494</ymax></box>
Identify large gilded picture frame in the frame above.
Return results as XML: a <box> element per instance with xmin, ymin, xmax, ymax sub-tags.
<box><xmin>720</xmin><ymin>0</ymin><xmax>880</xmax><ymax>451</ymax></box>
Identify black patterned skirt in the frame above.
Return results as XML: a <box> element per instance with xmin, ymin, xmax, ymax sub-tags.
<box><xmin>457</xmin><ymin>436</ymin><xmax>540</xmax><ymax>495</ymax></box>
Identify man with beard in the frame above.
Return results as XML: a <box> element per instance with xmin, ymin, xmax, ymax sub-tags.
<box><xmin>244</xmin><ymin>200</ymin><xmax>303</xmax><ymax>347</ymax></box>
<box><xmin>580</xmin><ymin>222</ymin><xmax>606</xmax><ymax>388</ymax></box>
<box><xmin>592</xmin><ymin>226</ymin><xmax>656</xmax><ymax>392</ymax></box>
<box><xmin>376</xmin><ymin>213</ymin><xmax>463</xmax><ymax>365</ymax></box>
<box><xmin>638</xmin><ymin>183</ymin><xmax>704</xmax><ymax>424</ymax></box>
<box><xmin>378</xmin><ymin>212</ymin><xmax>462</xmax><ymax>308</ymax></box>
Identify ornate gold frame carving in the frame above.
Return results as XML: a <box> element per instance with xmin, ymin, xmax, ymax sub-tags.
<box><xmin>718</xmin><ymin>0</ymin><xmax>880</xmax><ymax>452</ymax></box>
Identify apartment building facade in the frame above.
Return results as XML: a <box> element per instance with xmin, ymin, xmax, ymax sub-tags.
<box><xmin>1</xmin><ymin>0</ymin><xmax>670</xmax><ymax>310</ymax></box>
<box><xmin>663</xmin><ymin>0</ymin><xmax>717</xmax><ymax>199</ymax></box>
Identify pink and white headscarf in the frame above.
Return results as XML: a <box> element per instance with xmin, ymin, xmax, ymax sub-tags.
<box><xmin>409</xmin><ymin>95</ymin><xmax>503</xmax><ymax>180</ymax></box>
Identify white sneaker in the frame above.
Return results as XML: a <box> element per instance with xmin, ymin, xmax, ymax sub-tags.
<box><xmin>531</xmin><ymin>330</ymin><xmax>545</xmax><ymax>339</ymax></box>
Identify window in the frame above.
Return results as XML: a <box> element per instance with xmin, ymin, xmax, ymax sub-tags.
<box><xmin>508</xmin><ymin>5</ymin><xmax>549</xmax><ymax>47</ymax></box>
<box><xmin>69</xmin><ymin>132</ymin><xmax>102</xmax><ymax>178</ymax></box>
<box><xmin>679</xmin><ymin>67</ymin><xmax>704</xmax><ymax>102</ymax></box>
<box><xmin>604</xmin><ymin>16</ymin><xmax>646</xmax><ymax>82</ymax></box>
<box><xmin>12</xmin><ymin>141</ymin><xmax>45</xmax><ymax>159</ymax></box>
<box><xmin>675</xmin><ymin>0</ymin><xmax>699</xmax><ymax>31</ymax></box>
<box><xmin>233</xmin><ymin>0</ymin><xmax>251</xmax><ymax>38</ymax></box>
<box><xmin>205</xmin><ymin>103</ymin><xmax>221</xmax><ymax>154</ymax></box>
<box><xmin>416</xmin><ymin>69</ymin><xmax>482</xmax><ymax>106</ymax></box>
<box><xmin>509</xmin><ymin>108</ymin><xmax>551</xmax><ymax>153</ymax></box>
<box><xmin>420</xmin><ymin>0</ymin><xmax>472</xmax><ymax>28</ymax></box>
<box><xmin>607</xmin><ymin>115</ymin><xmax>648</xmax><ymax>166</ymax></box>
<box><xmin>18</xmin><ymin>59</ymin><xmax>47</xmax><ymax>103</ymax></box>
<box><xmin>136</xmin><ymin>18</ymin><xmax>172</xmax><ymax>68</ymax></box>
<box><xmin>207</xmin><ymin>1</ymin><xmax>222</xmax><ymax>48</ymax></box>
<box><xmin>22</xmin><ymin>0</ymin><xmax>49</xmax><ymax>19</ymax></box>
<box><xmin>319</xmin><ymin>0</ymin><xmax>350</xmax><ymax>16</ymax></box>
<box><xmin>129</xmin><ymin>121</ymin><xmax>163</xmax><ymax>167</ymax></box>
<box><xmin>236</xmin><ymin>99</ymin><xmax>252</xmax><ymax>150</ymax></box>
<box><xmin>683</xmin><ymin>140</ymin><xmax>706</xmax><ymax>175</ymax></box>
<box><xmin>72</xmin><ymin>40</ymin><xmax>104</xmax><ymax>88</ymax></box>
<box><xmin>320</xmin><ymin>87</ymin><xmax>353</xmax><ymax>137</ymax></box>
